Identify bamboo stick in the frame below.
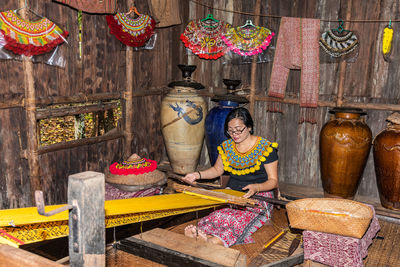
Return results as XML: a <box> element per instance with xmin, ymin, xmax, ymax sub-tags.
<box><xmin>249</xmin><ymin>0</ymin><xmax>262</xmax><ymax>117</ymax></box>
<box><xmin>36</xmin><ymin>102</ymin><xmax>119</xmax><ymax>119</ymax></box>
<box><xmin>336</xmin><ymin>1</ymin><xmax>353</xmax><ymax>107</ymax></box>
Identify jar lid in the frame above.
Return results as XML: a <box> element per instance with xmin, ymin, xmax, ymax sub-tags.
<box><xmin>329</xmin><ymin>107</ymin><xmax>367</xmax><ymax>115</ymax></box>
<box><xmin>212</xmin><ymin>94</ymin><xmax>249</xmax><ymax>103</ymax></box>
<box><xmin>387</xmin><ymin>112</ymin><xmax>400</xmax><ymax>125</ymax></box>
<box><xmin>168</xmin><ymin>64</ymin><xmax>205</xmax><ymax>90</ymax></box>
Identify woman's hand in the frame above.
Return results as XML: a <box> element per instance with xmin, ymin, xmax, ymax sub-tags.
<box><xmin>182</xmin><ymin>172</ymin><xmax>200</xmax><ymax>185</ymax></box>
<box><xmin>242</xmin><ymin>184</ymin><xmax>260</xmax><ymax>198</ymax></box>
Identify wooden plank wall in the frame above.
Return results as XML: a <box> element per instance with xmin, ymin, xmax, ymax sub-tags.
<box><xmin>0</xmin><ymin>0</ymin><xmax>399</xmax><ymax>209</ymax></box>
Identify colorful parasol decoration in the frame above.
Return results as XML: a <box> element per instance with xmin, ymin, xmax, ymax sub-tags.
<box><xmin>180</xmin><ymin>19</ymin><xmax>228</xmax><ymax>59</ymax></box>
<box><xmin>222</xmin><ymin>23</ymin><xmax>275</xmax><ymax>56</ymax></box>
<box><xmin>0</xmin><ymin>10</ymin><xmax>69</xmax><ymax>56</ymax></box>
<box><xmin>106</xmin><ymin>12</ymin><xmax>156</xmax><ymax>47</ymax></box>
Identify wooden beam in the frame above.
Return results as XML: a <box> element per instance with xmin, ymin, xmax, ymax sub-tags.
<box><xmin>0</xmin><ymin>244</ymin><xmax>63</xmax><ymax>267</ymax></box>
<box><xmin>36</xmin><ymin>102</ymin><xmax>119</xmax><ymax>120</ymax></box>
<box><xmin>32</xmin><ymin>129</ymin><xmax>123</xmax><ymax>155</ymax></box>
<box><xmin>36</xmin><ymin>92</ymin><xmax>121</xmax><ymax>106</ymax></box>
<box><xmin>249</xmin><ymin>0</ymin><xmax>262</xmax><ymax>117</ymax></box>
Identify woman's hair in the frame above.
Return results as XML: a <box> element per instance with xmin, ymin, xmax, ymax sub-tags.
<box><xmin>224</xmin><ymin>107</ymin><xmax>254</xmax><ymax>136</ymax></box>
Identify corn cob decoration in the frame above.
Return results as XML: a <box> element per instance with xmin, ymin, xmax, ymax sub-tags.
<box><xmin>382</xmin><ymin>23</ymin><xmax>393</xmax><ymax>61</ymax></box>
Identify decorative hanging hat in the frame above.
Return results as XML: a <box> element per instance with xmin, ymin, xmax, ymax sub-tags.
<box><xmin>106</xmin><ymin>10</ymin><xmax>156</xmax><ymax>47</ymax></box>
<box><xmin>0</xmin><ymin>10</ymin><xmax>69</xmax><ymax>56</ymax></box>
<box><xmin>106</xmin><ymin>154</ymin><xmax>166</xmax><ymax>191</ymax></box>
<box><xmin>180</xmin><ymin>17</ymin><xmax>228</xmax><ymax>59</ymax></box>
<box><xmin>222</xmin><ymin>22</ymin><xmax>275</xmax><ymax>56</ymax></box>
<box><xmin>319</xmin><ymin>29</ymin><xmax>359</xmax><ymax>57</ymax></box>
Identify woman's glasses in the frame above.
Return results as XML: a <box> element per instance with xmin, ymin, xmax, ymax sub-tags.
<box><xmin>227</xmin><ymin>127</ymin><xmax>247</xmax><ymax>136</ymax></box>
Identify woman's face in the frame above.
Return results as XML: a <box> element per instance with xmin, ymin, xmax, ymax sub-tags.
<box><xmin>227</xmin><ymin>118</ymin><xmax>251</xmax><ymax>143</ymax></box>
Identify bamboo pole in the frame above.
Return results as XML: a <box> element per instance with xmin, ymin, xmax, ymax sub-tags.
<box><xmin>20</xmin><ymin>0</ymin><xmax>40</xmax><ymax>204</ymax></box>
<box><xmin>249</xmin><ymin>0</ymin><xmax>262</xmax><ymax>117</ymax></box>
<box><xmin>336</xmin><ymin>1</ymin><xmax>353</xmax><ymax>107</ymax></box>
<box><xmin>124</xmin><ymin>46</ymin><xmax>134</xmax><ymax>159</ymax></box>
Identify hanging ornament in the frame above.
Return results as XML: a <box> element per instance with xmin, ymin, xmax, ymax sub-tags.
<box><xmin>0</xmin><ymin>10</ymin><xmax>69</xmax><ymax>56</ymax></box>
<box><xmin>319</xmin><ymin>29</ymin><xmax>359</xmax><ymax>58</ymax></box>
<box><xmin>106</xmin><ymin>9</ymin><xmax>156</xmax><ymax>47</ymax></box>
<box><xmin>180</xmin><ymin>16</ymin><xmax>228</xmax><ymax>60</ymax></box>
<box><xmin>222</xmin><ymin>20</ymin><xmax>275</xmax><ymax>56</ymax></box>
<box><xmin>382</xmin><ymin>22</ymin><xmax>393</xmax><ymax>62</ymax></box>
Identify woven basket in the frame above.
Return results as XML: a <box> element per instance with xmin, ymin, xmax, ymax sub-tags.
<box><xmin>286</xmin><ymin>198</ymin><xmax>373</xmax><ymax>238</ymax></box>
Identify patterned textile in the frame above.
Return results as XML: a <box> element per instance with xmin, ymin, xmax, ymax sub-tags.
<box><xmin>198</xmin><ymin>190</ymin><xmax>274</xmax><ymax>247</ymax></box>
<box><xmin>180</xmin><ymin>19</ymin><xmax>228</xmax><ymax>59</ymax></box>
<box><xmin>105</xmin><ymin>183</ymin><xmax>161</xmax><ymax>200</ymax></box>
<box><xmin>218</xmin><ymin>136</ymin><xmax>278</xmax><ymax>176</ymax></box>
<box><xmin>106</xmin><ymin>13</ymin><xmax>156</xmax><ymax>47</ymax></box>
<box><xmin>222</xmin><ymin>25</ymin><xmax>274</xmax><ymax>56</ymax></box>
<box><xmin>268</xmin><ymin>17</ymin><xmax>320</xmax><ymax>123</ymax></box>
<box><xmin>109</xmin><ymin>157</ymin><xmax>157</xmax><ymax>175</ymax></box>
<box><xmin>303</xmin><ymin>205</ymin><xmax>380</xmax><ymax>267</ymax></box>
<box><xmin>54</xmin><ymin>0</ymin><xmax>116</xmax><ymax>14</ymax></box>
<box><xmin>0</xmin><ymin>10</ymin><xmax>68</xmax><ymax>56</ymax></box>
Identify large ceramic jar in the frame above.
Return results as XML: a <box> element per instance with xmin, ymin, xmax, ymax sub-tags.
<box><xmin>373</xmin><ymin>113</ymin><xmax>400</xmax><ymax>210</ymax></box>
<box><xmin>319</xmin><ymin>108</ymin><xmax>372</xmax><ymax>199</ymax></box>
<box><xmin>161</xmin><ymin>65</ymin><xmax>207</xmax><ymax>174</ymax></box>
<box><xmin>205</xmin><ymin>79</ymin><xmax>248</xmax><ymax>166</ymax></box>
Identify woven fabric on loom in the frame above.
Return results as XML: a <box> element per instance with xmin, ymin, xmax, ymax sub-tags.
<box><xmin>268</xmin><ymin>17</ymin><xmax>320</xmax><ymax>123</ymax></box>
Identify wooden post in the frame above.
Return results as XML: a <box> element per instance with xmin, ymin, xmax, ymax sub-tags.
<box><xmin>249</xmin><ymin>0</ymin><xmax>262</xmax><ymax>117</ymax></box>
<box><xmin>68</xmin><ymin>171</ymin><xmax>105</xmax><ymax>267</ymax></box>
<box><xmin>20</xmin><ymin>0</ymin><xmax>40</xmax><ymax>204</ymax></box>
<box><xmin>336</xmin><ymin>2</ymin><xmax>353</xmax><ymax>107</ymax></box>
<box><xmin>124</xmin><ymin>46</ymin><xmax>134</xmax><ymax>158</ymax></box>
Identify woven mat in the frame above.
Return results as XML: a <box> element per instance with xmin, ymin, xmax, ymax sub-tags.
<box><xmin>364</xmin><ymin>219</ymin><xmax>400</xmax><ymax>267</ymax></box>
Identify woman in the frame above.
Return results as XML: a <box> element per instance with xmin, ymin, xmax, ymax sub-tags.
<box><xmin>182</xmin><ymin>107</ymin><xmax>279</xmax><ymax>247</ymax></box>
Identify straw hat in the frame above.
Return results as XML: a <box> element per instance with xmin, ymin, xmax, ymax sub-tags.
<box><xmin>106</xmin><ymin>153</ymin><xmax>166</xmax><ymax>191</ymax></box>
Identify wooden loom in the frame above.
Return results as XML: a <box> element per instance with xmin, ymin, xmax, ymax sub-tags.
<box><xmin>0</xmin><ymin>187</ymin><xmax>248</xmax><ymax>247</ymax></box>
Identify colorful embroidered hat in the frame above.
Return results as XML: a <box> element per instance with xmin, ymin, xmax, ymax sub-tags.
<box><xmin>106</xmin><ymin>12</ymin><xmax>155</xmax><ymax>47</ymax></box>
<box><xmin>319</xmin><ymin>29</ymin><xmax>359</xmax><ymax>57</ymax></box>
<box><xmin>0</xmin><ymin>10</ymin><xmax>69</xmax><ymax>56</ymax></box>
<box><xmin>106</xmin><ymin>154</ymin><xmax>166</xmax><ymax>191</ymax></box>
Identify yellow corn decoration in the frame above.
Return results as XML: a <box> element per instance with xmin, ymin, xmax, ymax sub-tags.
<box><xmin>382</xmin><ymin>26</ymin><xmax>393</xmax><ymax>58</ymax></box>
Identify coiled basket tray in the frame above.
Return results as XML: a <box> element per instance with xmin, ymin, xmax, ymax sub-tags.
<box><xmin>286</xmin><ymin>198</ymin><xmax>373</xmax><ymax>239</ymax></box>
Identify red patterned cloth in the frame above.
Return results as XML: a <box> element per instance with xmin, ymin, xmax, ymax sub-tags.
<box><xmin>268</xmin><ymin>17</ymin><xmax>320</xmax><ymax>123</ymax></box>
<box><xmin>303</xmin><ymin>205</ymin><xmax>380</xmax><ymax>267</ymax></box>
<box><xmin>197</xmin><ymin>190</ymin><xmax>274</xmax><ymax>247</ymax></box>
<box><xmin>105</xmin><ymin>183</ymin><xmax>161</xmax><ymax>200</ymax></box>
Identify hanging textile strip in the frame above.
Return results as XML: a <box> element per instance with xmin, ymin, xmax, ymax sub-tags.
<box><xmin>0</xmin><ymin>10</ymin><xmax>69</xmax><ymax>57</ymax></box>
<box><xmin>180</xmin><ymin>19</ymin><xmax>228</xmax><ymax>59</ymax></box>
<box><xmin>106</xmin><ymin>13</ymin><xmax>156</xmax><ymax>47</ymax></box>
<box><xmin>54</xmin><ymin>0</ymin><xmax>117</xmax><ymax>14</ymax></box>
<box><xmin>268</xmin><ymin>17</ymin><xmax>320</xmax><ymax>124</ymax></box>
<box><xmin>222</xmin><ymin>25</ymin><xmax>275</xmax><ymax>56</ymax></box>
<box><xmin>319</xmin><ymin>29</ymin><xmax>359</xmax><ymax>58</ymax></box>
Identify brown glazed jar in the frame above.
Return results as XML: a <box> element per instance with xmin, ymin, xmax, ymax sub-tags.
<box><xmin>373</xmin><ymin>113</ymin><xmax>400</xmax><ymax>210</ymax></box>
<box><xmin>320</xmin><ymin>108</ymin><xmax>372</xmax><ymax>199</ymax></box>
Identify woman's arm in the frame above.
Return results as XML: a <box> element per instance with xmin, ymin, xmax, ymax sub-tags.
<box><xmin>182</xmin><ymin>155</ymin><xmax>225</xmax><ymax>183</ymax></box>
<box><xmin>243</xmin><ymin>160</ymin><xmax>278</xmax><ymax>198</ymax></box>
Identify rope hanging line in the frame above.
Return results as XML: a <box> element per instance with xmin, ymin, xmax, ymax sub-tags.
<box><xmin>189</xmin><ymin>0</ymin><xmax>399</xmax><ymax>23</ymax></box>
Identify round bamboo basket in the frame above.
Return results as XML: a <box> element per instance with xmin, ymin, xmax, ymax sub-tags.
<box><xmin>286</xmin><ymin>198</ymin><xmax>373</xmax><ymax>238</ymax></box>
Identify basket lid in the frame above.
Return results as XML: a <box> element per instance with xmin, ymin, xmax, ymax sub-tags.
<box><xmin>329</xmin><ymin>107</ymin><xmax>367</xmax><ymax>115</ymax></box>
<box><xmin>168</xmin><ymin>64</ymin><xmax>205</xmax><ymax>90</ymax></box>
<box><xmin>387</xmin><ymin>112</ymin><xmax>400</xmax><ymax>125</ymax></box>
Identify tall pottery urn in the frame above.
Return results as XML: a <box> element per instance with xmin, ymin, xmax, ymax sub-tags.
<box><xmin>319</xmin><ymin>108</ymin><xmax>372</xmax><ymax>199</ymax></box>
<box><xmin>205</xmin><ymin>79</ymin><xmax>248</xmax><ymax>166</ymax></box>
<box><xmin>373</xmin><ymin>113</ymin><xmax>400</xmax><ymax>210</ymax></box>
<box><xmin>161</xmin><ymin>65</ymin><xmax>207</xmax><ymax>174</ymax></box>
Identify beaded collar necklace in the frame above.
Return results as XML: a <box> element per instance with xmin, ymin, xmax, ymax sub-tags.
<box><xmin>222</xmin><ymin>25</ymin><xmax>274</xmax><ymax>56</ymax></box>
<box><xmin>319</xmin><ymin>29</ymin><xmax>359</xmax><ymax>57</ymax></box>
